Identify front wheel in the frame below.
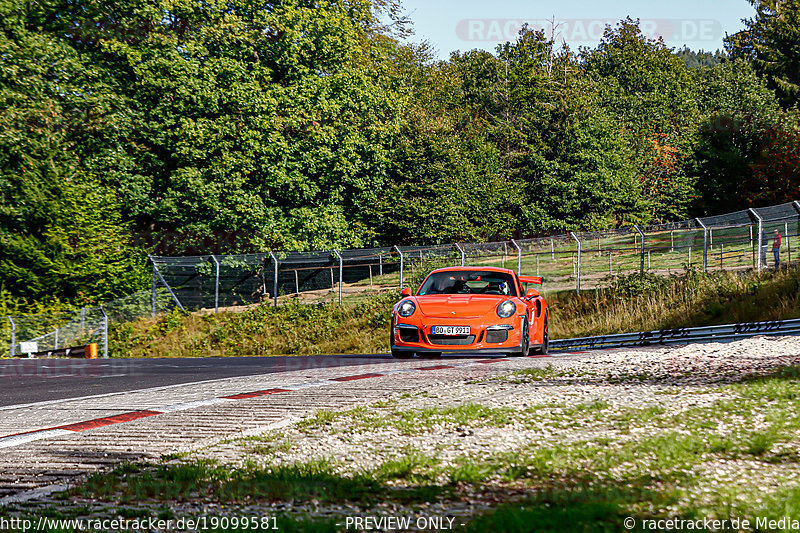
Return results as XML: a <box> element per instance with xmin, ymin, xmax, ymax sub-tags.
<box><xmin>531</xmin><ymin>312</ymin><xmax>549</xmax><ymax>355</ymax></box>
<box><xmin>391</xmin><ymin>349</ymin><xmax>414</xmax><ymax>359</ymax></box>
<box><xmin>506</xmin><ymin>318</ymin><xmax>529</xmax><ymax>357</ymax></box>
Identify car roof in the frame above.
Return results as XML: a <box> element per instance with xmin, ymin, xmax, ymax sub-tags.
<box><xmin>428</xmin><ymin>266</ymin><xmax>517</xmax><ymax>276</ymax></box>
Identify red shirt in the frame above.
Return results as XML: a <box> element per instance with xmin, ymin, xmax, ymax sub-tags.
<box><xmin>774</xmin><ymin>233</ymin><xmax>782</xmax><ymax>249</ymax></box>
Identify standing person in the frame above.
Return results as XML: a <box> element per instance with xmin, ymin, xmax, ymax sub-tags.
<box><xmin>773</xmin><ymin>229</ymin><xmax>782</xmax><ymax>269</ymax></box>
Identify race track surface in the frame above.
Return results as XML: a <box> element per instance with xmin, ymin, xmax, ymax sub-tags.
<box><xmin>0</xmin><ymin>351</ymin><xmax>569</xmax><ymax>503</ymax></box>
<box><xmin>0</xmin><ymin>354</ymin><xmax>414</xmax><ymax>407</ymax></box>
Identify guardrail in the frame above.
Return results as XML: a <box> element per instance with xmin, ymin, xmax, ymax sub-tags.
<box><xmin>550</xmin><ymin>318</ymin><xmax>800</xmax><ymax>352</ymax></box>
<box><xmin>13</xmin><ymin>343</ymin><xmax>99</xmax><ymax>359</ymax></box>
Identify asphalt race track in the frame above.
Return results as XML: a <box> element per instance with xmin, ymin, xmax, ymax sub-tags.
<box><xmin>0</xmin><ymin>354</ymin><xmax>507</xmax><ymax>407</ymax></box>
<box><xmin>0</xmin><ymin>351</ymin><xmax>562</xmax><ymax>503</ymax></box>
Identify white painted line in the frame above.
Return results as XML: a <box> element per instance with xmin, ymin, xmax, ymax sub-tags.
<box><xmin>0</xmin><ymin>377</ymin><xmax>249</xmax><ymax>412</ymax></box>
<box><xmin>156</xmin><ymin>398</ymin><xmax>234</xmax><ymax>413</ymax></box>
<box><xmin>0</xmin><ymin>429</ymin><xmax>73</xmax><ymax>449</ymax></box>
<box><xmin>0</xmin><ymin>362</ymin><xmax>390</xmax><ymax>412</ymax></box>
<box><xmin>282</xmin><ymin>380</ymin><xmax>338</xmax><ymax>391</ymax></box>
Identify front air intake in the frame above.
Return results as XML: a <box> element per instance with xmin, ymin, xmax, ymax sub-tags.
<box><xmin>399</xmin><ymin>328</ymin><xmax>420</xmax><ymax>343</ymax></box>
<box><xmin>485</xmin><ymin>330</ymin><xmax>508</xmax><ymax>343</ymax></box>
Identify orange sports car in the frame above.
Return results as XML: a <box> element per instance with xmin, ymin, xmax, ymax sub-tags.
<box><xmin>390</xmin><ymin>266</ymin><xmax>549</xmax><ymax>358</ymax></box>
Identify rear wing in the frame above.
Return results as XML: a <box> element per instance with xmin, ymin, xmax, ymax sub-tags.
<box><xmin>518</xmin><ymin>275</ymin><xmax>543</xmax><ymax>285</ymax></box>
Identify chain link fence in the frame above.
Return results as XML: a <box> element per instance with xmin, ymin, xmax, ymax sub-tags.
<box><xmin>4</xmin><ymin>308</ymin><xmax>107</xmax><ymax>358</ymax></box>
<box><xmin>145</xmin><ymin>200</ymin><xmax>800</xmax><ymax>311</ymax></box>
<box><xmin>4</xmin><ymin>201</ymin><xmax>800</xmax><ymax>357</ymax></box>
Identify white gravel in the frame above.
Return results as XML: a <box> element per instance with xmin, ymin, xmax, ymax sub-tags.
<box><xmin>8</xmin><ymin>335</ymin><xmax>800</xmax><ymax>526</ymax></box>
<box><xmin>179</xmin><ymin>335</ymin><xmax>800</xmax><ymax>519</ymax></box>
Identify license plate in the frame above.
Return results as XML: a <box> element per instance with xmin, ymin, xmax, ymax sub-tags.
<box><xmin>432</xmin><ymin>326</ymin><xmax>470</xmax><ymax>336</ymax></box>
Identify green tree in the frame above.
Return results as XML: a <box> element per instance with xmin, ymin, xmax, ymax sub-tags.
<box><xmin>39</xmin><ymin>0</ymin><xmax>409</xmax><ymax>252</ymax></box>
<box><xmin>692</xmin><ymin>59</ymin><xmax>785</xmax><ymax>213</ymax></box>
<box><xmin>491</xmin><ymin>25</ymin><xmax>648</xmax><ymax>231</ymax></box>
<box><xmin>366</xmin><ymin>44</ymin><xmax>520</xmax><ymax>244</ymax></box>
<box><xmin>675</xmin><ymin>48</ymin><xmax>726</xmax><ymax>69</ymax></box>
<box><xmin>582</xmin><ymin>19</ymin><xmax>700</xmax><ymax>222</ymax></box>
<box><xmin>0</xmin><ymin>3</ymin><xmax>143</xmax><ymax>302</ymax></box>
<box><xmin>726</xmin><ymin>0</ymin><xmax>800</xmax><ymax>109</ymax></box>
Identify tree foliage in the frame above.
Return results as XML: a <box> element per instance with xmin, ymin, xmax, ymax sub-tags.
<box><xmin>0</xmin><ymin>2</ymin><xmax>799</xmax><ymax>305</ymax></box>
<box><xmin>0</xmin><ymin>3</ymin><xmax>143</xmax><ymax>303</ymax></box>
<box><xmin>726</xmin><ymin>0</ymin><xmax>800</xmax><ymax>108</ymax></box>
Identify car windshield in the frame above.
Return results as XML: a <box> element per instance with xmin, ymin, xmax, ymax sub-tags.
<box><xmin>418</xmin><ymin>271</ymin><xmax>517</xmax><ymax>296</ymax></box>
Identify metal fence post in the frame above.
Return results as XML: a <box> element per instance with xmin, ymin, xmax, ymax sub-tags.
<box><xmin>210</xmin><ymin>255</ymin><xmax>220</xmax><ymax>313</ymax></box>
<box><xmin>787</xmin><ymin>222</ymin><xmax>792</xmax><ymax>263</ymax></box>
<box><xmin>569</xmin><ymin>232</ymin><xmax>581</xmax><ymax>293</ymax></box>
<box><xmin>454</xmin><ymin>243</ymin><xmax>465</xmax><ymax>266</ymax></box>
<box><xmin>510</xmin><ymin>240</ymin><xmax>522</xmax><ymax>275</ymax></box>
<box><xmin>151</xmin><ymin>261</ymin><xmax>157</xmax><ymax>318</ymax></box>
<box><xmin>54</xmin><ymin>327</ymin><xmax>58</xmax><ymax>350</ymax></box>
<box><xmin>748</xmin><ymin>208</ymin><xmax>763</xmax><ymax>272</ymax></box>
<box><xmin>333</xmin><ymin>250</ymin><xmax>343</xmax><ymax>305</ymax></box>
<box><xmin>394</xmin><ymin>245</ymin><xmax>404</xmax><ymax>288</ymax></box>
<box><xmin>100</xmin><ymin>306</ymin><xmax>109</xmax><ymax>358</ymax></box>
<box><xmin>149</xmin><ymin>255</ymin><xmax>187</xmax><ymax>313</ymax></box>
<box><xmin>268</xmin><ymin>252</ymin><xmax>279</xmax><ymax>307</ymax></box>
<box><xmin>8</xmin><ymin>316</ymin><xmax>15</xmax><ymax>357</ymax></box>
<box><xmin>695</xmin><ymin>219</ymin><xmax>708</xmax><ymax>272</ymax></box>
<box><xmin>80</xmin><ymin>307</ymin><xmax>85</xmax><ymax>334</ymax></box>
<box><xmin>634</xmin><ymin>225</ymin><xmax>645</xmax><ymax>274</ymax></box>
<box><xmin>793</xmin><ymin>202</ymin><xmax>800</xmax><ymax>262</ymax></box>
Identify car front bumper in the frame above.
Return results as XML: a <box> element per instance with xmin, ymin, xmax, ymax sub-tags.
<box><xmin>392</xmin><ymin>319</ymin><xmax>525</xmax><ymax>354</ymax></box>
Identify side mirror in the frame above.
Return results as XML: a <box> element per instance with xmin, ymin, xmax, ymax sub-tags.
<box><xmin>400</xmin><ymin>287</ymin><xmax>413</xmax><ymax>297</ymax></box>
<box><xmin>525</xmin><ymin>288</ymin><xmax>540</xmax><ymax>299</ymax></box>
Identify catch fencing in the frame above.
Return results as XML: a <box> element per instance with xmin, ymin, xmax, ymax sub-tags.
<box><xmin>148</xmin><ymin>200</ymin><xmax>800</xmax><ymax>312</ymax></box>
<box><xmin>3</xmin><ymin>201</ymin><xmax>800</xmax><ymax>357</ymax></box>
<box><xmin>4</xmin><ymin>308</ymin><xmax>108</xmax><ymax>358</ymax></box>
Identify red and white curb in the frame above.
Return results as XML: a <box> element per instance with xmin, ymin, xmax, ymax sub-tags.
<box><xmin>0</xmin><ymin>355</ymin><xmax>555</xmax><ymax>450</ymax></box>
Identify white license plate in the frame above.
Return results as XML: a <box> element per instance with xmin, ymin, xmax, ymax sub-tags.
<box><xmin>432</xmin><ymin>326</ymin><xmax>470</xmax><ymax>336</ymax></box>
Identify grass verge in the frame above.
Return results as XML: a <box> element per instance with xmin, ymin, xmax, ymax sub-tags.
<box><xmin>548</xmin><ymin>265</ymin><xmax>800</xmax><ymax>338</ymax></box>
<box><xmin>109</xmin><ymin>265</ymin><xmax>800</xmax><ymax>358</ymax></box>
<box><xmin>109</xmin><ymin>293</ymin><xmax>395</xmax><ymax>357</ymax></box>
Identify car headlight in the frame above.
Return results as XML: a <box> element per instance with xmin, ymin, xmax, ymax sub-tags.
<box><xmin>398</xmin><ymin>300</ymin><xmax>416</xmax><ymax>317</ymax></box>
<box><xmin>496</xmin><ymin>300</ymin><xmax>516</xmax><ymax>318</ymax></box>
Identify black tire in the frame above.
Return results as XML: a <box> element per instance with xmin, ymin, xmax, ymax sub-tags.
<box><xmin>391</xmin><ymin>349</ymin><xmax>414</xmax><ymax>359</ymax></box>
<box><xmin>507</xmin><ymin>318</ymin><xmax>529</xmax><ymax>357</ymax></box>
<box><xmin>418</xmin><ymin>352</ymin><xmax>442</xmax><ymax>359</ymax></box>
<box><xmin>531</xmin><ymin>312</ymin><xmax>549</xmax><ymax>355</ymax></box>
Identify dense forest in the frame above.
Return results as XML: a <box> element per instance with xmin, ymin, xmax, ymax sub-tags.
<box><xmin>1</xmin><ymin>0</ymin><xmax>799</xmax><ymax>307</ymax></box>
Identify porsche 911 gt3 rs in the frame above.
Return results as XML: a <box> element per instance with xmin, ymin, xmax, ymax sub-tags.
<box><xmin>390</xmin><ymin>267</ymin><xmax>549</xmax><ymax>358</ymax></box>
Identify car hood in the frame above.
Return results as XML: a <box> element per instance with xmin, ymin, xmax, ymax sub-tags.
<box><xmin>416</xmin><ymin>295</ymin><xmax>503</xmax><ymax>318</ymax></box>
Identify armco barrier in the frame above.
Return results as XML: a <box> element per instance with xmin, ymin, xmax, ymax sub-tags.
<box><xmin>550</xmin><ymin>318</ymin><xmax>800</xmax><ymax>351</ymax></box>
<box><xmin>14</xmin><ymin>343</ymin><xmax>99</xmax><ymax>359</ymax></box>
